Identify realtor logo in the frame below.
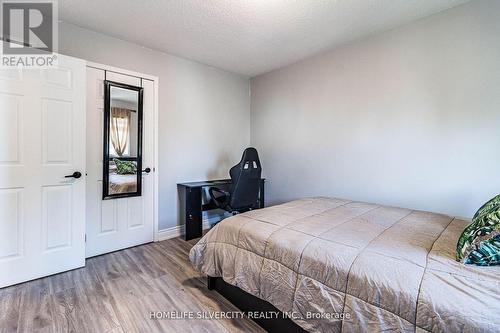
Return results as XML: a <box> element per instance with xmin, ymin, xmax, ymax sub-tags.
<box><xmin>1</xmin><ymin>0</ymin><xmax>58</xmax><ymax>67</ymax></box>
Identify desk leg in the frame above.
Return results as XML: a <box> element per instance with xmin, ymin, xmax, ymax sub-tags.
<box><xmin>207</xmin><ymin>276</ymin><xmax>216</xmax><ymax>290</ymax></box>
<box><xmin>259</xmin><ymin>180</ymin><xmax>265</xmax><ymax>209</ymax></box>
<box><xmin>184</xmin><ymin>187</ymin><xmax>202</xmax><ymax>241</ymax></box>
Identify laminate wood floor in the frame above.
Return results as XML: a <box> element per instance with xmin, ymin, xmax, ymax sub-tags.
<box><xmin>0</xmin><ymin>237</ymin><xmax>264</xmax><ymax>333</ymax></box>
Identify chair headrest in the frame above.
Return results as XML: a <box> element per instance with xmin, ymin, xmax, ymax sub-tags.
<box><xmin>241</xmin><ymin>147</ymin><xmax>259</xmax><ymax>162</ymax></box>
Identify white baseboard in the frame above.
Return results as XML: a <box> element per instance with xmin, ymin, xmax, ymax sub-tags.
<box><xmin>156</xmin><ymin>219</ymin><xmax>214</xmax><ymax>242</ymax></box>
<box><xmin>156</xmin><ymin>226</ymin><xmax>183</xmax><ymax>241</ymax></box>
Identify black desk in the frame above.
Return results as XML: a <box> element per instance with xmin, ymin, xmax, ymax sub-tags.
<box><xmin>177</xmin><ymin>179</ymin><xmax>265</xmax><ymax>241</ymax></box>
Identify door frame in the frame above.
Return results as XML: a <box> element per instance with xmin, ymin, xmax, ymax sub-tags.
<box><xmin>86</xmin><ymin>61</ymin><xmax>160</xmax><ymax>242</ymax></box>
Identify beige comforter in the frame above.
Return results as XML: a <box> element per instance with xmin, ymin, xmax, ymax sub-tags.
<box><xmin>189</xmin><ymin>197</ymin><xmax>500</xmax><ymax>332</ymax></box>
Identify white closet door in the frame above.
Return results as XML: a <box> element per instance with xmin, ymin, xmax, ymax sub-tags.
<box><xmin>85</xmin><ymin>69</ymin><xmax>154</xmax><ymax>257</ymax></box>
<box><xmin>0</xmin><ymin>55</ymin><xmax>86</xmax><ymax>288</ymax></box>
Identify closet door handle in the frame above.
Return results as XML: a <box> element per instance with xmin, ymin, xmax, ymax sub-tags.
<box><xmin>65</xmin><ymin>171</ymin><xmax>82</xmax><ymax>179</ymax></box>
<box><xmin>142</xmin><ymin>167</ymin><xmax>151</xmax><ymax>174</ymax></box>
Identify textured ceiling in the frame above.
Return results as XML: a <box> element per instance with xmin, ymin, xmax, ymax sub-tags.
<box><xmin>59</xmin><ymin>0</ymin><xmax>470</xmax><ymax>77</ymax></box>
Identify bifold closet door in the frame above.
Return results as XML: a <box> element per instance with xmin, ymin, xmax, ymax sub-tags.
<box><xmin>0</xmin><ymin>55</ymin><xmax>86</xmax><ymax>288</ymax></box>
<box><xmin>85</xmin><ymin>68</ymin><xmax>154</xmax><ymax>258</ymax></box>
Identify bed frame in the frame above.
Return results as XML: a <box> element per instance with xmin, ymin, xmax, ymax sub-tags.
<box><xmin>207</xmin><ymin>276</ymin><xmax>306</xmax><ymax>333</ymax></box>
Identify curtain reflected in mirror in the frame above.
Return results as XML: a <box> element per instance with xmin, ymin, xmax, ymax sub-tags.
<box><xmin>103</xmin><ymin>81</ymin><xmax>143</xmax><ymax>199</ymax></box>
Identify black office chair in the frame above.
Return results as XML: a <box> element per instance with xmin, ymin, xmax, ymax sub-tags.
<box><xmin>209</xmin><ymin>147</ymin><xmax>262</xmax><ymax>214</ymax></box>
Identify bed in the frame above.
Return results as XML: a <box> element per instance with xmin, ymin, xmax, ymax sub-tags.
<box><xmin>189</xmin><ymin>197</ymin><xmax>500</xmax><ymax>332</ymax></box>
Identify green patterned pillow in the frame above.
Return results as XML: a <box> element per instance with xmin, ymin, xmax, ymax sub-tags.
<box><xmin>113</xmin><ymin>158</ymin><xmax>137</xmax><ymax>175</ymax></box>
<box><xmin>456</xmin><ymin>194</ymin><xmax>500</xmax><ymax>265</ymax></box>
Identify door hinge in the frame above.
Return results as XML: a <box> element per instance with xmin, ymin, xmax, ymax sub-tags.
<box><xmin>85</xmin><ymin>234</ymin><xmax>87</xmax><ymax>242</ymax></box>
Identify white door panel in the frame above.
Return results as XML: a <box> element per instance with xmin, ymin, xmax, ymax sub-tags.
<box><xmin>0</xmin><ymin>54</ymin><xmax>86</xmax><ymax>288</ymax></box>
<box><xmin>0</xmin><ymin>189</ymin><xmax>23</xmax><ymax>260</ymax></box>
<box><xmin>86</xmin><ymin>68</ymin><xmax>154</xmax><ymax>257</ymax></box>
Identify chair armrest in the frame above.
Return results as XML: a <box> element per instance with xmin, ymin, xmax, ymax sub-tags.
<box><xmin>209</xmin><ymin>187</ymin><xmax>230</xmax><ymax>209</ymax></box>
<box><xmin>209</xmin><ymin>187</ymin><xmax>229</xmax><ymax>197</ymax></box>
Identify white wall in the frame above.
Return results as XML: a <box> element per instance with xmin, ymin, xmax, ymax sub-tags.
<box><xmin>251</xmin><ymin>0</ymin><xmax>500</xmax><ymax>218</ymax></box>
<box><xmin>58</xmin><ymin>22</ymin><xmax>250</xmax><ymax>230</ymax></box>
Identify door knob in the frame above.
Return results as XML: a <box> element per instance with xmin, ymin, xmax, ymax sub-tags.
<box><xmin>142</xmin><ymin>167</ymin><xmax>151</xmax><ymax>174</ymax></box>
<box><xmin>65</xmin><ymin>171</ymin><xmax>82</xmax><ymax>179</ymax></box>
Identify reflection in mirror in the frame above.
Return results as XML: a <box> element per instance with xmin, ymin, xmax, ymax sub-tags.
<box><xmin>109</xmin><ymin>86</ymin><xmax>138</xmax><ymax>158</ymax></box>
<box><xmin>103</xmin><ymin>81</ymin><xmax>143</xmax><ymax>199</ymax></box>
<box><xmin>108</xmin><ymin>158</ymin><xmax>137</xmax><ymax>195</ymax></box>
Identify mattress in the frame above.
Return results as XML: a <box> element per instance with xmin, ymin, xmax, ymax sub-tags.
<box><xmin>189</xmin><ymin>197</ymin><xmax>500</xmax><ymax>332</ymax></box>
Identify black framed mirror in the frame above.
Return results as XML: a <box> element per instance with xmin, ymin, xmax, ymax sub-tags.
<box><xmin>103</xmin><ymin>80</ymin><xmax>144</xmax><ymax>199</ymax></box>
